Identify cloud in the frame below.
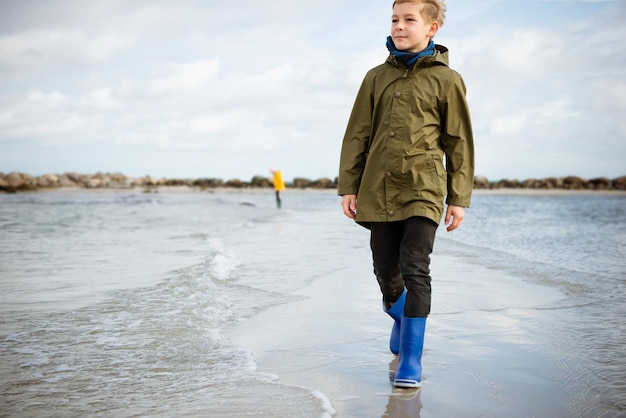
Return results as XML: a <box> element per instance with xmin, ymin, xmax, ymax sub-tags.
<box><xmin>592</xmin><ymin>80</ymin><xmax>626</xmax><ymax>110</ymax></box>
<box><xmin>0</xmin><ymin>89</ymin><xmax>90</xmax><ymax>138</ymax></box>
<box><xmin>115</xmin><ymin>132</ymin><xmax>171</xmax><ymax>148</ymax></box>
<box><xmin>147</xmin><ymin>60</ymin><xmax>219</xmax><ymax>95</ymax></box>
<box><xmin>591</xmin><ymin>79</ymin><xmax>626</xmax><ymax>136</ymax></box>
<box><xmin>78</xmin><ymin>87</ymin><xmax>119</xmax><ymax>110</ymax></box>
<box><xmin>491</xmin><ymin>28</ymin><xmax>564</xmax><ymax>76</ymax></box>
<box><xmin>0</xmin><ymin>30</ymin><xmax>137</xmax><ymax>72</ymax></box>
<box><xmin>0</xmin><ymin>0</ymin><xmax>624</xmax><ymax>180</ymax></box>
<box><xmin>489</xmin><ymin>115</ymin><xmax>528</xmax><ymax>136</ymax></box>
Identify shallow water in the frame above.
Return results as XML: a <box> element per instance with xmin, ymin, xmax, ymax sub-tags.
<box><xmin>0</xmin><ymin>191</ymin><xmax>339</xmax><ymax>417</ymax></box>
<box><xmin>0</xmin><ymin>190</ymin><xmax>624</xmax><ymax>417</ymax></box>
<box><xmin>440</xmin><ymin>193</ymin><xmax>626</xmax><ymax>417</ymax></box>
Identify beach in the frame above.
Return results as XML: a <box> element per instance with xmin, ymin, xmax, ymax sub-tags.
<box><xmin>227</xmin><ymin>188</ymin><xmax>625</xmax><ymax>417</ymax></box>
<box><xmin>1</xmin><ymin>188</ymin><xmax>624</xmax><ymax>417</ymax></box>
<box><xmin>229</xmin><ymin>252</ymin><xmax>572</xmax><ymax>418</ymax></box>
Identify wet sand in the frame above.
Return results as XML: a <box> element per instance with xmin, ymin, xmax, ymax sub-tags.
<box><xmin>229</xmin><ymin>252</ymin><xmax>572</xmax><ymax>418</ymax></box>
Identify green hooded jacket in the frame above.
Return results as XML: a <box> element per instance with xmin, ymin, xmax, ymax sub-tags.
<box><xmin>338</xmin><ymin>44</ymin><xmax>475</xmax><ymax>226</ymax></box>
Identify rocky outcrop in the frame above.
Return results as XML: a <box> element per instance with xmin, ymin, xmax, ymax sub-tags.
<box><xmin>192</xmin><ymin>178</ymin><xmax>224</xmax><ymax>189</ymax></box>
<box><xmin>1</xmin><ymin>172</ymin><xmax>625</xmax><ymax>193</ymax></box>
<box><xmin>473</xmin><ymin>175</ymin><xmax>626</xmax><ymax>191</ymax></box>
<box><xmin>292</xmin><ymin>177</ymin><xmax>336</xmax><ymax>189</ymax></box>
<box><xmin>611</xmin><ymin>176</ymin><xmax>626</xmax><ymax>190</ymax></box>
<box><xmin>473</xmin><ymin>176</ymin><xmax>489</xmax><ymax>189</ymax></box>
<box><xmin>0</xmin><ymin>172</ymin><xmax>37</xmax><ymax>192</ymax></box>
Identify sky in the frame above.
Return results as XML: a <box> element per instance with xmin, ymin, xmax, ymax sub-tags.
<box><xmin>1</xmin><ymin>0</ymin><xmax>625</xmax><ymax>182</ymax></box>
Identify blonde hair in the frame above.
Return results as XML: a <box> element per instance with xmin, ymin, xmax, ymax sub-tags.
<box><xmin>393</xmin><ymin>0</ymin><xmax>447</xmax><ymax>27</ymax></box>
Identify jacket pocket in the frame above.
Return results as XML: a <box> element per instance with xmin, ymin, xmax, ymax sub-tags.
<box><xmin>430</xmin><ymin>154</ymin><xmax>447</xmax><ymax>197</ymax></box>
<box><xmin>402</xmin><ymin>152</ymin><xmax>446</xmax><ymax>198</ymax></box>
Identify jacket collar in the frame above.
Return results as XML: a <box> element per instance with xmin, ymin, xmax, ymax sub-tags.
<box><xmin>386</xmin><ymin>37</ymin><xmax>436</xmax><ymax>68</ymax></box>
<box><xmin>386</xmin><ymin>43</ymin><xmax>449</xmax><ymax>70</ymax></box>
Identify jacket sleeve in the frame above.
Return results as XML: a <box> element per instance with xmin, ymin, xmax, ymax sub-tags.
<box><xmin>441</xmin><ymin>73</ymin><xmax>475</xmax><ymax>207</ymax></box>
<box><xmin>337</xmin><ymin>75</ymin><xmax>373</xmax><ymax>196</ymax></box>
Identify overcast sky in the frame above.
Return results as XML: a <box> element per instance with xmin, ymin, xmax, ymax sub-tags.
<box><xmin>1</xmin><ymin>0</ymin><xmax>624</xmax><ymax>182</ymax></box>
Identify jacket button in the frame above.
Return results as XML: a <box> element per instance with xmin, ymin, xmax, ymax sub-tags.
<box><xmin>385</xmin><ymin>171</ymin><xmax>392</xmax><ymax>178</ymax></box>
<box><xmin>388</xmin><ymin>211</ymin><xmax>394</xmax><ymax>217</ymax></box>
<box><xmin>388</xmin><ymin>132</ymin><xmax>395</xmax><ymax>138</ymax></box>
<box><xmin>394</xmin><ymin>92</ymin><xmax>401</xmax><ymax>98</ymax></box>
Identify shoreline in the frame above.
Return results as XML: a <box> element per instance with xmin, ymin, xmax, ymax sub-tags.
<box><xmin>3</xmin><ymin>185</ymin><xmax>626</xmax><ymax>196</ymax></box>
<box><xmin>2</xmin><ymin>172</ymin><xmax>626</xmax><ymax>194</ymax></box>
<box><xmin>228</xmin><ymin>251</ymin><xmax>573</xmax><ymax>417</ymax></box>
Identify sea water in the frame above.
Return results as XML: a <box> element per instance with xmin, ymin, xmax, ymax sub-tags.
<box><xmin>440</xmin><ymin>193</ymin><xmax>626</xmax><ymax>417</ymax></box>
<box><xmin>0</xmin><ymin>190</ymin><xmax>624</xmax><ymax>417</ymax></box>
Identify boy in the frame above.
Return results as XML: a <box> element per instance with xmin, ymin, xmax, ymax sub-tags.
<box><xmin>338</xmin><ymin>0</ymin><xmax>474</xmax><ymax>388</ymax></box>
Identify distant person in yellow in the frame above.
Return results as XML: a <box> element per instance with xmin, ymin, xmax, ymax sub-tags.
<box><xmin>270</xmin><ymin>168</ymin><xmax>285</xmax><ymax>209</ymax></box>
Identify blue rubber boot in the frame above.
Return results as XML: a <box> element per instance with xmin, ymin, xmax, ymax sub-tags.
<box><xmin>394</xmin><ymin>316</ymin><xmax>426</xmax><ymax>388</ymax></box>
<box><xmin>384</xmin><ymin>289</ymin><xmax>406</xmax><ymax>355</ymax></box>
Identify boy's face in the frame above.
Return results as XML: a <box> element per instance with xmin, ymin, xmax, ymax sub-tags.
<box><xmin>391</xmin><ymin>2</ymin><xmax>439</xmax><ymax>53</ymax></box>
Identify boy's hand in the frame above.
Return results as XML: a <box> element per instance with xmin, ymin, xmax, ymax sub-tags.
<box><xmin>445</xmin><ymin>205</ymin><xmax>465</xmax><ymax>232</ymax></box>
<box><xmin>341</xmin><ymin>194</ymin><xmax>357</xmax><ymax>219</ymax></box>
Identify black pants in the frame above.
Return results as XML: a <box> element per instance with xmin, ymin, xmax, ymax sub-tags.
<box><xmin>370</xmin><ymin>216</ymin><xmax>438</xmax><ymax>318</ymax></box>
<box><xmin>275</xmin><ymin>191</ymin><xmax>282</xmax><ymax>208</ymax></box>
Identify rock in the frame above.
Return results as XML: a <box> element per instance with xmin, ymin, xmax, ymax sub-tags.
<box><xmin>250</xmin><ymin>175</ymin><xmax>271</xmax><ymax>188</ymax></box>
<box><xmin>65</xmin><ymin>172</ymin><xmax>86</xmax><ymax>186</ymax></box>
<box><xmin>473</xmin><ymin>175</ymin><xmax>489</xmax><ymax>189</ymax></box>
<box><xmin>522</xmin><ymin>178</ymin><xmax>540</xmax><ymax>189</ymax></box>
<box><xmin>59</xmin><ymin>174</ymin><xmax>78</xmax><ymax>187</ymax></box>
<box><xmin>0</xmin><ymin>172</ymin><xmax>35</xmax><ymax>192</ymax></box>
<box><xmin>589</xmin><ymin>177</ymin><xmax>611</xmax><ymax>190</ymax></box>
<box><xmin>563</xmin><ymin>176</ymin><xmax>589</xmax><ymax>190</ymax></box>
<box><xmin>108</xmin><ymin>173</ymin><xmax>133</xmax><ymax>188</ymax></box>
<box><xmin>310</xmin><ymin>178</ymin><xmax>334</xmax><ymax>189</ymax></box>
<box><xmin>292</xmin><ymin>177</ymin><xmax>312</xmax><ymax>189</ymax></box>
<box><xmin>93</xmin><ymin>172</ymin><xmax>112</xmax><ymax>187</ymax></box>
<box><xmin>612</xmin><ymin>176</ymin><xmax>626</xmax><ymax>190</ymax></box>
<box><xmin>36</xmin><ymin>174</ymin><xmax>59</xmax><ymax>188</ymax></box>
<box><xmin>134</xmin><ymin>176</ymin><xmax>160</xmax><ymax>187</ymax></box>
<box><xmin>542</xmin><ymin>177</ymin><xmax>561</xmax><ymax>189</ymax></box>
<box><xmin>85</xmin><ymin>178</ymin><xmax>102</xmax><ymax>188</ymax></box>
<box><xmin>164</xmin><ymin>178</ymin><xmax>193</xmax><ymax>187</ymax></box>
<box><xmin>493</xmin><ymin>179</ymin><xmax>521</xmax><ymax>188</ymax></box>
<box><xmin>6</xmin><ymin>172</ymin><xmax>25</xmax><ymax>191</ymax></box>
<box><xmin>225</xmin><ymin>178</ymin><xmax>245</xmax><ymax>188</ymax></box>
<box><xmin>193</xmin><ymin>178</ymin><xmax>223</xmax><ymax>189</ymax></box>
<box><xmin>0</xmin><ymin>173</ymin><xmax>9</xmax><ymax>191</ymax></box>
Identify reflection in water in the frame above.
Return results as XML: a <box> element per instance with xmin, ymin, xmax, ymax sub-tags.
<box><xmin>384</xmin><ymin>358</ymin><xmax>423</xmax><ymax>418</ymax></box>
